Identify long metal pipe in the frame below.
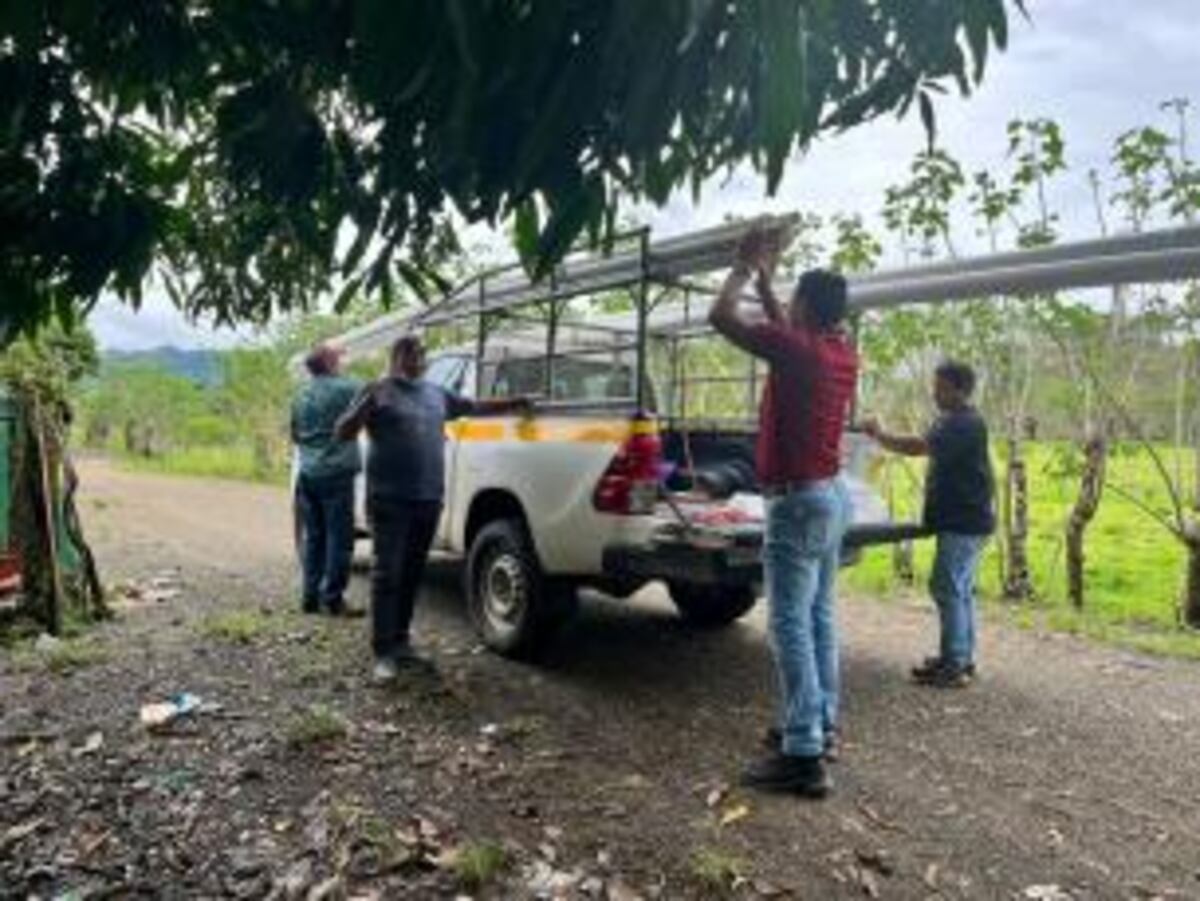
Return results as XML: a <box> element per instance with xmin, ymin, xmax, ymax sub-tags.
<box><xmin>850</xmin><ymin>245</ymin><xmax>1200</xmax><ymax>310</ymax></box>
<box><xmin>853</xmin><ymin>223</ymin><xmax>1200</xmax><ymax>287</ymax></box>
<box><xmin>320</xmin><ymin>217</ymin><xmax>1200</xmax><ymax>367</ymax></box>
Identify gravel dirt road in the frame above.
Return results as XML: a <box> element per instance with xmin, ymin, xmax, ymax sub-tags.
<box><xmin>2</xmin><ymin>459</ymin><xmax>1199</xmax><ymax>899</ymax></box>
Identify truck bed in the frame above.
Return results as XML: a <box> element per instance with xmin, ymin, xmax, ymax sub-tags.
<box><xmin>601</xmin><ymin>422</ymin><xmax>927</xmax><ymax>589</ymax></box>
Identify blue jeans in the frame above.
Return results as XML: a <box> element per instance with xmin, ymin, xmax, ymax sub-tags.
<box><xmin>929</xmin><ymin>533</ymin><xmax>987</xmax><ymax>668</ymax></box>
<box><xmin>297</xmin><ymin>472</ymin><xmax>356</xmax><ymax>610</ymax></box>
<box><xmin>763</xmin><ymin>478</ymin><xmax>851</xmax><ymax>758</ymax></box>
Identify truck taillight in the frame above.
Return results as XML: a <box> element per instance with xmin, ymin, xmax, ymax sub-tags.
<box><xmin>593</xmin><ymin>425</ymin><xmax>662</xmax><ymax>516</ymax></box>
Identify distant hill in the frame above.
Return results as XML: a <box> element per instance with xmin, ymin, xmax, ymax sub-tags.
<box><xmin>103</xmin><ymin>346</ymin><xmax>224</xmax><ymax>386</ymax></box>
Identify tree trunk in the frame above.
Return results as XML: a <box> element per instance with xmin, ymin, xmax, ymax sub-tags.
<box><xmin>1003</xmin><ymin>435</ymin><xmax>1032</xmax><ymax>599</ymax></box>
<box><xmin>1184</xmin><ymin>520</ymin><xmax>1200</xmax><ymax>629</ymax></box>
<box><xmin>1066</xmin><ymin>434</ymin><xmax>1108</xmax><ymax>609</ymax></box>
<box><xmin>1193</xmin><ymin>413</ymin><xmax>1200</xmax><ymax>513</ymax></box>
<box><xmin>893</xmin><ymin>539</ymin><xmax>915</xmax><ymax>585</ymax></box>
<box><xmin>1190</xmin><ymin>342</ymin><xmax>1199</xmax><ymax>512</ymax></box>
<box><xmin>885</xmin><ymin>467</ymin><xmax>915</xmax><ymax>584</ymax></box>
<box><xmin>11</xmin><ymin>405</ymin><xmax>58</xmax><ymax>632</ymax></box>
<box><xmin>1194</xmin><ymin>429</ymin><xmax>1200</xmax><ymax>513</ymax></box>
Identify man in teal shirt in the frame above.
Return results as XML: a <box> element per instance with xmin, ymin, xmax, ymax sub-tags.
<box><xmin>291</xmin><ymin>342</ymin><xmax>363</xmax><ymax>615</ymax></box>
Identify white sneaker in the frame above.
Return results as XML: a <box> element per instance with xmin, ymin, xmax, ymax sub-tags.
<box><xmin>372</xmin><ymin>657</ymin><xmax>399</xmax><ymax>684</ymax></box>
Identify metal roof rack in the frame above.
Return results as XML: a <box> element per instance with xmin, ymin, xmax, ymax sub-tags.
<box><xmin>412</xmin><ymin>214</ymin><xmax>800</xmax><ymax>330</ymax></box>
<box><xmin>319</xmin><ymin>216</ymin><xmax>1200</xmax><ymax>364</ymax></box>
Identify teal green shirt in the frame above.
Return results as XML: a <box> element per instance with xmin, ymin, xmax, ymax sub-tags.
<box><xmin>291</xmin><ymin>375</ymin><xmax>363</xmax><ymax>480</ymax></box>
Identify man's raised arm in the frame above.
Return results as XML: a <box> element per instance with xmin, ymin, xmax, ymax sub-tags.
<box><xmin>334</xmin><ymin>383</ymin><xmax>377</xmax><ymax>442</ymax></box>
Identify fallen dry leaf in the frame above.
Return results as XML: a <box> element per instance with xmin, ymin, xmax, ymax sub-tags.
<box><xmin>1023</xmin><ymin>885</ymin><xmax>1072</xmax><ymax>901</ymax></box>
<box><xmin>706</xmin><ymin>784</ymin><xmax>730</xmax><ymax>808</ymax></box>
<box><xmin>75</xmin><ymin>730</ymin><xmax>104</xmax><ymax>756</ymax></box>
<box><xmin>923</xmin><ymin>862</ymin><xmax>940</xmax><ymax>889</ymax></box>
<box><xmin>719</xmin><ymin>803</ymin><xmax>751</xmax><ymax>827</ymax></box>
<box><xmin>2</xmin><ymin>818</ymin><xmax>45</xmax><ymax>849</ymax></box>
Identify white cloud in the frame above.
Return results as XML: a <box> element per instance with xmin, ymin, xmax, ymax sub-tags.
<box><xmin>90</xmin><ymin>296</ymin><xmax>259</xmax><ymax>352</ymax></box>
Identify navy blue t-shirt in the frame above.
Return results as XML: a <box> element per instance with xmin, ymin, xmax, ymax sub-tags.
<box><xmin>923</xmin><ymin>407</ymin><xmax>996</xmax><ymax>536</ymax></box>
<box><xmin>364</xmin><ymin>378</ymin><xmax>474</xmax><ymax>503</ymax></box>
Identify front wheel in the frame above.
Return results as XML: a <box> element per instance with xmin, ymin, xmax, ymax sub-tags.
<box><xmin>667</xmin><ymin>582</ymin><xmax>757</xmax><ymax>627</ymax></box>
<box><xmin>465</xmin><ymin>519</ymin><xmax>576</xmax><ymax>659</ymax></box>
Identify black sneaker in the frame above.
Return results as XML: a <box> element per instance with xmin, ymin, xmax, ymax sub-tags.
<box><xmin>302</xmin><ymin>598</ymin><xmax>321</xmax><ymax>615</ymax></box>
<box><xmin>923</xmin><ymin>663</ymin><xmax>973</xmax><ymax>689</ymax></box>
<box><xmin>324</xmin><ymin>601</ymin><xmax>366</xmax><ymax>619</ymax></box>
<box><xmin>740</xmin><ymin>752</ymin><xmax>831</xmax><ymax>798</ymax></box>
<box><xmin>762</xmin><ymin>727</ymin><xmax>841</xmax><ymax>763</ymax></box>
<box><xmin>911</xmin><ymin>656</ymin><xmax>976</xmax><ymax>682</ymax></box>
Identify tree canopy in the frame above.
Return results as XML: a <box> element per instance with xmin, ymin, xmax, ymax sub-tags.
<box><xmin>0</xmin><ymin>0</ymin><xmax>1023</xmax><ymax>337</ymax></box>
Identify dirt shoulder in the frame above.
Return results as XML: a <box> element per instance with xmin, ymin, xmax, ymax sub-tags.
<box><xmin>2</xmin><ymin>459</ymin><xmax>1199</xmax><ymax>899</ymax></box>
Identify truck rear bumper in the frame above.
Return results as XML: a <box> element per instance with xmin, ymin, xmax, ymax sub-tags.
<box><xmin>602</xmin><ymin>521</ymin><xmax>929</xmax><ymax>588</ymax></box>
<box><xmin>603</xmin><ymin>541</ymin><xmax>761</xmax><ymax>588</ymax></box>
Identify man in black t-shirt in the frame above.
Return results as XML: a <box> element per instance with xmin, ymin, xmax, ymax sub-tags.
<box><xmin>861</xmin><ymin>360</ymin><xmax>995</xmax><ymax>688</ymax></box>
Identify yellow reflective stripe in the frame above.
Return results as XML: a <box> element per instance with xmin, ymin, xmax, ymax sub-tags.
<box><xmin>447</xmin><ymin>421</ymin><xmax>507</xmax><ymax>441</ymax></box>
<box><xmin>445</xmin><ymin>416</ymin><xmax>658</xmax><ymax>443</ymax></box>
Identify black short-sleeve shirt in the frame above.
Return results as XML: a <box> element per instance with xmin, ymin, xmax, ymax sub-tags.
<box><xmin>923</xmin><ymin>407</ymin><xmax>996</xmax><ymax>536</ymax></box>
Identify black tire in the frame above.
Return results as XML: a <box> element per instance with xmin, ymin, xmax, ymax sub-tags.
<box><xmin>465</xmin><ymin>518</ymin><xmax>577</xmax><ymax>659</ymax></box>
<box><xmin>667</xmin><ymin>582</ymin><xmax>758</xmax><ymax>627</ymax></box>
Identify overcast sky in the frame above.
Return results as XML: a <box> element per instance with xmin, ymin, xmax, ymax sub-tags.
<box><xmin>91</xmin><ymin>0</ymin><xmax>1200</xmax><ymax>350</ymax></box>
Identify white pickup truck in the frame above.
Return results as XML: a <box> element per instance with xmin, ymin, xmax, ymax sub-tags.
<box><xmin>350</xmin><ymin>336</ymin><xmax>916</xmax><ymax>659</ymax></box>
<box><xmin>324</xmin><ymin>217</ymin><xmax>921</xmax><ymax>659</ymax></box>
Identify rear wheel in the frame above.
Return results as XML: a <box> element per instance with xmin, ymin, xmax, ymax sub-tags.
<box><xmin>466</xmin><ymin>519</ymin><xmax>576</xmax><ymax>659</ymax></box>
<box><xmin>667</xmin><ymin>582</ymin><xmax>757</xmax><ymax>627</ymax></box>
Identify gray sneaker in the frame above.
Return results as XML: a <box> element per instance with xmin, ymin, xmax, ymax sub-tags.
<box><xmin>393</xmin><ymin>644</ymin><xmax>437</xmax><ymax>673</ymax></box>
<box><xmin>372</xmin><ymin>657</ymin><xmax>400</xmax><ymax>684</ymax></box>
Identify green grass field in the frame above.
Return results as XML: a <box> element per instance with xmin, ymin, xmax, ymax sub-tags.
<box><xmin>846</xmin><ymin>441</ymin><xmax>1200</xmax><ymax>653</ymax></box>
<box><xmin>118</xmin><ymin>445</ymin><xmax>289</xmax><ymax>486</ymax></box>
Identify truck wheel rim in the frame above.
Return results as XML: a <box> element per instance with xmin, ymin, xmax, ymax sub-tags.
<box><xmin>483</xmin><ymin>553</ymin><xmax>526</xmax><ymax>633</ymax></box>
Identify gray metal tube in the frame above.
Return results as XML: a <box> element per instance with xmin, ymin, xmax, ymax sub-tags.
<box><xmin>853</xmin><ymin>223</ymin><xmax>1200</xmax><ymax>287</ymax></box>
<box><xmin>850</xmin><ymin>246</ymin><xmax>1200</xmax><ymax>310</ymax></box>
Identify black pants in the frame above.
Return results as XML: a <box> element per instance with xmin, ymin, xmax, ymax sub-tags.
<box><xmin>369</xmin><ymin>499</ymin><xmax>441</xmax><ymax>659</ymax></box>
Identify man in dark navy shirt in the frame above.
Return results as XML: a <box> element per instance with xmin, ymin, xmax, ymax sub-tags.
<box><xmin>862</xmin><ymin>360</ymin><xmax>995</xmax><ymax>688</ymax></box>
<box><xmin>336</xmin><ymin>335</ymin><xmax>529</xmax><ymax>683</ymax></box>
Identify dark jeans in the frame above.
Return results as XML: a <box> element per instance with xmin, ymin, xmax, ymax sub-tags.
<box><xmin>296</xmin><ymin>472</ymin><xmax>356</xmax><ymax>611</ymax></box>
<box><xmin>369</xmin><ymin>499</ymin><xmax>441</xmax><ymax>659</ymax></box>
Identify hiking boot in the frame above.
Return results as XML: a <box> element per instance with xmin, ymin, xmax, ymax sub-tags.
<box><xmin>762</xmin><ymin>726</ymin><xmax>842</xmax><ymax>763</ymax></box>
<box><xmin>911</xmin><ymin>656</ymin><xmax>976</xmax><ymax>682</ymax></box>
<box><xmin>740</xmin><ymin>752</ymin><xmax>831</xmax><ymax>798</ymax></box>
